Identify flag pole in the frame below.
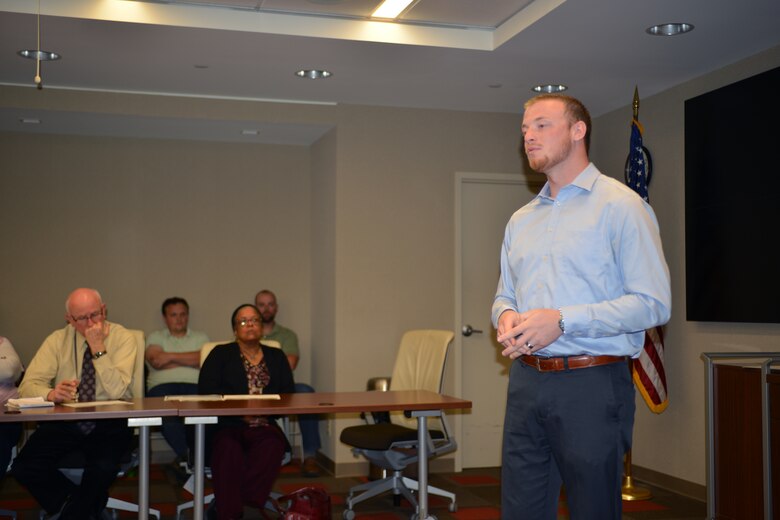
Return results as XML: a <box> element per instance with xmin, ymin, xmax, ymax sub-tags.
<box><xmin>621</xmin><ymin>85</ymin><xmax>653</xmax><ymax>501</ymax></box>
<box><xmin>623</xmin><ymin>357</ymin><xmax>651</xmax><ymax>500</ymax></box>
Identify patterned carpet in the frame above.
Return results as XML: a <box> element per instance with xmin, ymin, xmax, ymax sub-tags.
<box><xmin>0</xmin><ymin>459</ymin><xmax>706</xmax><ymax>519</ymax></box>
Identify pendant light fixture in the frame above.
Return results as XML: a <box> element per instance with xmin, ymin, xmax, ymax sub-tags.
<box><xmin>17</xmin><ymin>0</ymin><xmax>61</xmax><ymax>90</ymax></box>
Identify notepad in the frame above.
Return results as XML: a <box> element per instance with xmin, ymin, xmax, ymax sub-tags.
<box><xmin>164</xmin><ymin>394</ymin><xmax>280</xmax><ymax>402</ymax></box>
<box><xmin>6</xmin><ymin>397</ymin><xmax>54</xmax><ymax>409</ymax></box>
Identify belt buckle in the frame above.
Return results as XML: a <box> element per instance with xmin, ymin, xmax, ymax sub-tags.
<box><xmin>537</xmin><ymin>357</ymin><xmax>555</xmax><ymax>372</ymax></box>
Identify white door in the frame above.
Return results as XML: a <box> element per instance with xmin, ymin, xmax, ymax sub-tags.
<box><xmin>454</xmin><ymin>172</ymin><xmax>543</xmax><ymax>469</ymax></box>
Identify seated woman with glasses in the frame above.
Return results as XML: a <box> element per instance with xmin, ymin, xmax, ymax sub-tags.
<box><xmin>198</xmin><ymin>304</ymin><xmax>295</xmax><ymax>520</ymax></box>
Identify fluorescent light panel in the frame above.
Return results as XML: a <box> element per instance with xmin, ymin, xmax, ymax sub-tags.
<box><xmin>372</xmin><ymin>0</ymin><xmax>414</xmax><ymax>19</ymax></box>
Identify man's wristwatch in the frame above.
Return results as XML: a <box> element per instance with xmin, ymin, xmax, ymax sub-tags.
<box><xmin>558</xmin><ymin>310</ymin><xmax>565</xmax><ymax>334</ymax></box>
<box><xmin>93</xmin><ymin>350</ymin><xmax>107</xmax><ymax>359</ymax></box>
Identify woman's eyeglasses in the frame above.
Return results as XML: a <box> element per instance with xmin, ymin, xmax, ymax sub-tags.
<box><xmin>237</xmin><ymin>317</ymin><xmax>261</xmax><ymax>328</ymax></box>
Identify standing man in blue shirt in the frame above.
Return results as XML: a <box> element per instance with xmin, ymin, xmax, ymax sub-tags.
<box><xmin>492</xmin><ymin>94</ymin><xmax>671</xmax><ymax>520</ymax></box>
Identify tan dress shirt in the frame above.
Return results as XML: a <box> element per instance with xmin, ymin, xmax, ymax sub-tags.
<box><xmin>19</xmin><ymin>321</ymin><xmax>137</xmax><ymax>401</ymax></box>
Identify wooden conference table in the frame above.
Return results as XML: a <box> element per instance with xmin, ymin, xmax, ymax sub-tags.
<box><xmin>0</xmin><ymin>397</ymin><xmax>179</xmax><ymax>520</ymax></box>
<box><xmin>2</xmin><ymin>390</ymin><xmax>471</xmax><ymax>520</ymax></box>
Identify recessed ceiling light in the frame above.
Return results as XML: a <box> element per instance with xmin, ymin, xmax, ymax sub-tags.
<box><xmin>296</xmin><ymin>69</ymin><xmax>332</xmax><ymax>80</ymax></box>
<box><xmin>19</xmin><ymin>118</ymin><xmax>41</xmax><ymax>124</ymax></box>
<box><xmin>532</xmin><ymin>84</ymin><xmax>568</xmax><ymax>93</ymax></box>
<box><xmin>646</xmin><ymin>23</ymin><xmax>694</xmax><ymax>36</ymax></box>
<box><xmin>241</xmin><ymin>129</ymin><xmax>259</xmax><ymax>136</ymax></box>
<box><xmin>194</xmin><ymin>64</ymin><xmax>209</xmax><ymax>69</ymax></box>
<box><xmin>18</xmin><ymin>49</ymin><xmax>60</xmax><ymax>61</ymax></box>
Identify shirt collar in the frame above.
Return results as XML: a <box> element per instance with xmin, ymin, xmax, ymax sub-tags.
<box><xmin>538</xmin><ymin>162</ymin><xmax>599</xmax><ymax>202</ymax></box>
<box><xmin>165</xmin><ymin>328</ymin><xmax>191</xmax><ymax>339</ymax></box>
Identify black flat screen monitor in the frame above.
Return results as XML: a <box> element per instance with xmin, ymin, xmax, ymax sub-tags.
<box><xmin>684</xmin><ymin>66</ymin><xmax>780</xmax><ymax>323</ymax></box>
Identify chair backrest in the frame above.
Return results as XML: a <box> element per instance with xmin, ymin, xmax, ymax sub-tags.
<box><xmin>127</xmin><ymin>329</ymin><xmax>146</xmax><ymax>399</ymax></box>
<box><xmin>199</xmin><ymin>339</ymin><xmax>282</xmax><ymax>367</ymax></box>
<box><xmin>388</xmin><ymin>330</ymin><xmax>454</xmax><ymax>428</ymax></box>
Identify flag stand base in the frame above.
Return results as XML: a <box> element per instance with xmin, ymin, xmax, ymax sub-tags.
<box><xmin>621</xmin><ymin>449</ymin><xmax>652</xmax><ymax>501</ymax></box>
<box><xmin>622</xmin><ymin>474</ymin><xmax>652</xmax><ymax>501</ymax></box>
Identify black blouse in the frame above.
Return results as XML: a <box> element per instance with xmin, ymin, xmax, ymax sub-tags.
<box><xmin>196</xmin><ymin>342</ymin><xmax>295</xmax><ymax>461</ymax></box>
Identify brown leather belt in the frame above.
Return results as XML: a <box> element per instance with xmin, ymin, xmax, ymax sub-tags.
<box><xmin>519</xmin><ymin>354</ymin><xmax>627</xmax><ymax>372</ymax></box>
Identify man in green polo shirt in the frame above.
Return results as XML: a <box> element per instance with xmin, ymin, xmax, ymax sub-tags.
<box><xmin>146</xmin><ymin>297</ymin><xmax>209</xmax><ymax>462</ymax></box>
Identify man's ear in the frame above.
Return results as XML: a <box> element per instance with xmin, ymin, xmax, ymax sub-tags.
<box><xmin>571</xmin><ymin>120</ymin><xmax>587</xmax><ymax>142</ymax></box>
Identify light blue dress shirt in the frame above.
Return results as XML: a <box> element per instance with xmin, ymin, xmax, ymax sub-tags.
<box><xmin>491</xmin><ymin>163</ymin><xmax>671</xmax><ymax>358</ymax></box>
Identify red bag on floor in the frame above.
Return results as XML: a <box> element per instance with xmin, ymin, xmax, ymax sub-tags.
<box><xmin>276</xmin><ymin>486</ymin><xmax>332</xmax><ymax>520</ymax></box>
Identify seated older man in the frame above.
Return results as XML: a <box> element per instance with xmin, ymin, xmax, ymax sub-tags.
<box><xmin>12</xmin><ymin>288</ymin><xmax>137</xmax><ymax>520</ymax></box>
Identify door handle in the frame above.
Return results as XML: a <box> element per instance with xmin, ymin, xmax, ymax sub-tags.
<box><xmin>462</xmin><ymin>324</ymin><xmax>483</xmax><ymax>337</ymax></box>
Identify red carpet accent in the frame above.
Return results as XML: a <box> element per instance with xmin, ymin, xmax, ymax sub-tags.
<box><xmin>452</xmin><ymin>506</ymin><xmax>501</xmax><ymax>519</ymax></box>
<box><xmin>279</xmin><ymin>464</ymin><xmax>299</xmax><ymax>475</ymax></box>
<box><xmin>0</xmin><ymin>497</ymin><xmax>37</xmax><ymax>509</ymax></box>
<box><xmin>448</xmin><ymin>475</ymin><xmax>500</xmax><ymax>486</ymax></box>
<box><xmin>622</xmin><ymin>499</ymin><xmax>669</xmax><ymax>512</ymax></box>
<box><xmin>277</xmin><ymin>482</ymin><xmax>330</xmax><ymax>495</ymax></box>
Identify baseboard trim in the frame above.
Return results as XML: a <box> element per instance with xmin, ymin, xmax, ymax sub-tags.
<box><xmin>632</xmin><ymin>465</ymin><xmax>706</xmax><ymax>502</ymax></box>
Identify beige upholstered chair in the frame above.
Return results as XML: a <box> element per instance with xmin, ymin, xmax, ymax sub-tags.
<box><xmin>339</xmin><ymin>329</ymin><xmax>457</xmax><ymax>519</ymax></box>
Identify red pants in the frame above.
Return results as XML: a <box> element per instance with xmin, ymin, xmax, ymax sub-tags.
<box><xmin>210</xmin><ymin>424</ymin><xmax>286</xmax><ymax>519</ymax></box>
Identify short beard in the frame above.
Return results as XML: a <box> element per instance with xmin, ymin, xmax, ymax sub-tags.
<box><xmin>526</xmin><ymin>136</ymin><xmax>573</xmax><ymax>173</ymax></box>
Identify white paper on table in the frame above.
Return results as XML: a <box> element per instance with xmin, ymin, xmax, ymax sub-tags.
<box><xmin>164</xmin><ymin>395</ymin><xmax>224</xmax><ymax>402</ymax></box>
<box><xmin>6</xmin><ymin>397</ymin><xmax>55</xmax><ymax>409</ymax></box>
<box><xmin>222</xmin><ymin>394</ymin><xmax>280</xmax><ymax>400</ymax></box>
<box><xmin>163</xmin><ymin>394</ymin><xmax>280</xmax><ymax>401</ymax></box>
<box><xmin>62</xmin><ymin>400</ymin><xmax>132</xmax><ymax>408</ymax></box>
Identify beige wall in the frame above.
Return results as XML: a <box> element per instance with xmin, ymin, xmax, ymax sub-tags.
<box><xmin>589</xmin><ymin>44</ymin><xmax>780</xmax><ymax>487</ymax></box>
<box><xmin>0</xmin><ymin>132</ymin><xmax>314</xmax><ymax>380</ymax></box>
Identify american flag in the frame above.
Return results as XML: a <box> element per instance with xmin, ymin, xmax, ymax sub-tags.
<box><xmin>627</xmin><ymin>117</ymin><xmax>669</xmax><ymax>414</ymax></box>
<box><xmin>627</xmin><ymin>119</ymin><xmax>649</xmax><ymax>201</ymax></box>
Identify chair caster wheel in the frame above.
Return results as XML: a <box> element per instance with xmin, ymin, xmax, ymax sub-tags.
<box><xmin>343</xmin><ymin>509</ymin><xmax>356</xmax><ymax>519</ymax></box>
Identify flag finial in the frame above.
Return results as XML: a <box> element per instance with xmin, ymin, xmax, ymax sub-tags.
<box><xmin>633</xmin><ymin>86</ymin><xmax>640</xmax><ymax>120</ymax></box>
